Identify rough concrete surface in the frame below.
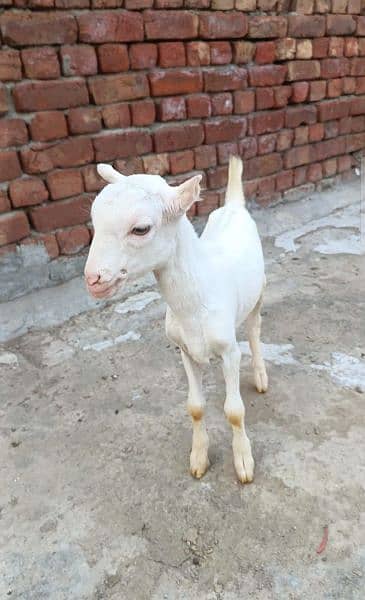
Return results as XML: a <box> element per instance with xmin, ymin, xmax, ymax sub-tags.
<box><xmin>0</xmin><ymin>180</ymin><xmax>364</xmax><ymax>599</ymax></box>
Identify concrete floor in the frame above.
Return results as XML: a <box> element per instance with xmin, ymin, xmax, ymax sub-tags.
<box><xmin>0</xmin><ymin>180</ymin><xmax>364</xmax><ymax>599</ymax></box>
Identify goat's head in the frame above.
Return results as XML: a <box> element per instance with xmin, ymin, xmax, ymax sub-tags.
<box><xmin>84</xmin><ymin>164</ymin><xmax>201</xmax><ymax>299</ymax></box>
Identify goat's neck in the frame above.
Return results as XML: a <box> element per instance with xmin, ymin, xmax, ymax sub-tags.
<box><xmin>154</xmin><ymin>216</ymin><xmax>207</xmax><ymax>317</ymax></box>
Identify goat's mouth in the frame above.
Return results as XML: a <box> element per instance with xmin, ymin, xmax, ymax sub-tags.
<box><xmin>86</xmin><ymin>276</ymin><xmax>124</xmax><ymax>300</ymax></box>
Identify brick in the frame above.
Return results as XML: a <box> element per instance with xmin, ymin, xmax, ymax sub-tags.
<box><xmin>256</xmin><ymin>88</ymin><xmax>274</xmax><ymax>110</ymax></box>
<box><xmin>78</xmin><ymin>11</ymin><xmax>143</xmax><ymax>43</ymax></box>
<box><xmin>68</xmin><ymin>107</ymin><xmax>101</xmax><ymax>135</ymax></box>
<box><xmin>239</xmin><ymin>136</ymin><xmax>257</xmax><ymax>159</ymax></box>
<box><xmin>0</xmin><ymin>211</ymin><xmax>30</xmax><ymax>246</ymax></box>
<box><xmin>89</xmin><ymin>73</ymin><xmax>148</xmax><ymax>104</ymax></box>
<box><xmin>9</xmin><ymin>177</ymin><xmax>48</xmax><ymax>208</ymax></box>
<box><xmin>212</xmin><ymin>0</ymin><xmax>234</xmax><ymax>7</ymax></box>
<box><xmin>287</xmin><ymin>61</ymin><xmax>320</xmax><ymax>81</ymax></box>
<box><xmin>309</xmin><ymin>122</ymin><xmax>325</xmax><ymax>141</ymax></box>
<box><xmin>324</xmin><ymin>120</ymin><xmax>339</xmax><ymax>139</ymax></box>
<box><xmin>149</xmin><ymin>69</ymin><xmax>202</xmax><ymax>96</ymax></box>
<box><xmin>21</xmin><ymin>48</ymin><xmax>60</xmax><ymax>80</ymax></box>
<box><xmin>351</xmin><ymin>95</ymin><xmax>365</xmax><ymax>115</ymax></box>
<box><xmin>200</xmin><ymin>11</ymin><xmax>248</xmax><ymax>39</ymax></box>
<box><xmin>344</xmin><ymin>38</ymin><xmax>358</xmax><ymax>57</ymax></box>
<box><xmin>318</xmin><ymin>98</ymin><xmax>351</xmax><ymax>122</ymax></box>
<box><xmin>97</xmin><ymin>44</ymin><xmax>129</xmax><ymax>73</ymax></box>
<box><xmin>186</xmin><ymin>94</ymin><xmax>212</xmax><ymax>118</ymax></box>
<box><xmin>125</xmin><ymin>0</ymin><xmax>152</xmax><ymax>6</ymax></box>
<box><xmin>291</xmin><ymin>82</ymin><xmax>309</xmax><ymax>103</ymax></box>
<box><xmin>94</xmin><ymin>131</ymin><xmax>152</xmax><ymax>161</ymax></box>
<box><xmin>194</xmin><ymin>145</ymin><xmax>217</xmax><ymax>170</ymax></box>
<box><xmin>312</xmin><ymin>38</ymin><xmax>329</xmax><ymax>58</ymax></box>
<box><xmin>348</xmin><ymin>0</ymin><xmax>361</xmax><ymax>12</ymax></box>
<box><xmin>255</xmin><ymin>42</ymin><xmax>276</xmax><ymax>65</ymax></box>
<box><xmin>275</xmin><ymin>38</ymin><xmax>296</xmax><ymax>61</ymax></box>
<box><xmin>307</xmin><ymin>163</ymin><xmax>322</xmax><ymax>182</ymax></box>
<box><xmin>328</xmin><ymin>37</ymin><xmax>344</xmax><ymax>57</ymax></box>
<box><xmin>159</xmin><ymin>42</ymin><xmax>186</xmax><ymax>67</ymax></box>
<box><xmin>350</xmin><ymin>58</ymin><xmax>365</xmax><ymax>76</ymax></box>
<box><xmin>143</xmin><ymin>153</ymin><xmax>170</xmax><ymax>175</ymax></box>
<box><xmin>56</xmin><ymin>225</ymin><xmax>90</xmax><ymax>255</ymax></box>
<box><xmin>131</xmin><ymin>99</ymin><xmax>156</xmax><ymax>126</ymax></box>
<box><xmin>357</xmin><ymin>17</ymin><xmax>365</xmax><ymax>36</ymax></box>
<box><xmin>296</xmin><ymin>40</ymin><xmax>313</xmax><ymax>60</ymax></box>
<box><xmin>14</xmin><ymin>80</ymin><xmax>89</xmax><ymax>112</ymax></box>
<box><xmin>210</xmin><ymin>42</ymin><xmax>232</xmax><ymax>65</ymax></box>
<box><xmin>204</xmin><ymin>66</ymin><xmax>247</xmax><ymax>92</ymax></box>
<box><xmin>276</xmin><ymin>169</ymin><xmax>293</xmax><ymax>192</ymax></box>
<box><xmin>288</xmin><ymin>15</ymin><xmax>325</xmax><ymax>37</ymax></box>
<box><xmin>258</xmin><ymin>134</ymin><xmax>276</xmax><ymax>155</ymax></box>
<box><xmin>0</xmin><ymin>84</ymin><xmax>8</xmax><ymax>116</ymax></box>
<box><xmin>248</xmin><ymin>110</ymin><xmax>285</xmax><ymax>135</ymax></box>
<box><xmin>284</xmin><ymin>145</ymin><xmax>316</xmax><ymax>168</ymax></box>
<box><xmin>145</xmin><ymin>10</ymin><xmax>198</xmax><ymax>39</ymax></box>
<box><xmin>21</xmin><ymin>139</ymin><xmax>93</xmax><ymax>174</ymax></box>
<box><xmin>82</xmin><ymin>165</ymin><xmax>105</xmax><ymax>192</ymax></box>
<box><xmin>56</xmin><ymin>0</ymin><xmax>90</xmax><ymax>5</ymax></box>
<box><xmin>114</xmin><ymin>157</ymin><xmax>144</xmax><ymax>176</ymax></box>
<box><xmin>46</xmin><ymin>169</ymin><xmax>84</xmax><ymax>200</ymax></box>
<box><xmin>60</xmin><ymin>45</ymin><xmax>97</xmax><ymax>77</ymax></box>
<box><xmin>29</xmin><ymin>195</ymin><xmax>93</xmax><ymax>233</ymax></box>
<box><xmin>248</xmin><ymin>65</ymin><xmax>287</xmax><ymax>87</ymax></box>
<box><xmin>294</xmin><ymin>126</ymin><xmax>309</xmax><ymax>146</ymax></box>
<box><xmin>129</xmin><ymin>43</ymin><xmax>157</xmax><ymax>69</ymax></box>
<box><xmin>339</xmin><ymin>116</ymin><xmax>352</xmax><ymax>134</ymax></box>
<box><xmin>337</xmin><ymin>154</ymin><xmax>351</xmax><ymax>173</ymax></box>
<box><xmin>197</xmin><ymin>191</ymin><xmax>219</xmax><ymax>216</ymax></box>
<box><xmin>276</xmin><ymin>129</ymin><xmax>294</xmax><ymax>151</ymax></box>
<box><xmin>170</xmin><ymin>150</ymin><xmax>194</xmax><ymax>174</ymax></box>
<box><xmin>0</xmin><ymin>151</ymin><xmax>22</xmax><ymax>183</ymax></box>
<box><xmin>248</xmin><ymin>16</ymin><xmax>287</xmax><ymax>38</ymax></box>
<box><xmin>233</xmin><ymin>41</ymin><xmax>255</xmax><ymax>64</ymax></box>
<box><xmin>30</xmin><ymin>112</ymin><xmax>68</xmax><ymax>143</ymax></box>
<box><xmin>211</xmin><ymin>93</ymin><xmax>233</xmax><ymax>115</ymax></box>
<box><xmin>322</xmin><ymin>158</ymin><xmax>337</xmax><ymax>177</ymax></box>
<box><xmin>0</xmin><ymin>119</ymin><xmax>28</xmax><ymax>148</ymax></box>
<box><xmin>234</xmin><ymin>90</ymin><xmax>255</xmax><ymax>114</ymax></box>
<box><xmin>235</xmin><ymin>0</ymin><xmax>256</xmax><ymax>9</ymax></box>
<box><xmin>205</xmin><ymin>117</ymin><xmax>247</xmax><ymax>143</ymax></box>
<box><xmin>186</xmin><ymin>42</ymin><xmax>210</xmax><ymax>66</ymax></box>
<box><xmin>347</xmin><ymin>132</ymin><xmax>365</xmax><ymax>152</ymax></box>
<box><xmin>0</xmin><ymin>12</ymin><xmax>77</xmax><ymax>46</ymax></box>
<box><xmin>354</xmin><ymin>77</ymin><xmax>365</xmax><ymax>93</ymax></box>
<box><xmin>0</xmin><ymin>50</ymin><xmax>21</xmax><ymax>81</ymax></box>
<box><xmin>315</xmin><ymin>137</ymin><xmax>346</xmax><ymax>160</ymax></box>
<box><xmin>309</xmin><ymin>80</ymin><xmax>326</xmax><ymax>101</ymax></box>
<box><xmin>155</xmin><ymin>0</ymin><xmax>183</xmax><ymax>6</ymax></box>
<box><xmin>294</xmin><ymin>166</ymin><xmax>307</xmax><ymax>186</ymax></box>
<box><xmin>327</xmin><ymin>15</ymin><xmax>356</xmax><ymax>35</ymax></box>
<box><xmin>158</xmin><ymin>97</ymin><xmax>186</xmax><ymax>121</ymax></box>
<box><xmin>332</xmin><ymin>0</ymin><xmax>348</xmax><ymax>12</ymax></box>
<box><xmin>102</xmin><ymin>103</ymin><xmax>131</xmax><ymax>128</ymax></box>
<box><xmin>207</xmin><ymin>165</ymin><xmax>228</xmax><ymax>189</ymax></box>
<box><xmin>155</xmin><ymin>122</ymin><xmax>204</xmax><ymax>152</ymax></box>
<box><xmin>315</xmin><ymin>0</ymin><xmax>330</xmax><ymax>12</ymax></box>
<box><xmin>274</xmin><ymin>85</ymin><xmax>292</xmax><ymax>108</ymax></box>
<box><xmin>286</xmin><ymin>106</ymin><xmax>317</xmax><ymax>127</ymax></box>
<box><xmin>245</xmin><ymin>153</ymin><xmax>282</xmax><ymax>179</ymax></box>
<box><xmin>291</xmin><ymin>0</ymin><xmax>314</xmax><ymax>12</ymax></box>
<box><xmin>0</xmin><ymin>189</ymin><xmax>10</xmax><ymax>214</ymax></box>
<box><xmin>327</xmin><ymin>78</ymin><xmax>343</xmax><ymax>97</ymax></box>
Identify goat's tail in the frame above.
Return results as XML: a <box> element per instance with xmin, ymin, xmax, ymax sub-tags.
<box><xmin>224</xmin><ymin>155</ymin><xmax>245</xmax><ymax>207</ymax></box>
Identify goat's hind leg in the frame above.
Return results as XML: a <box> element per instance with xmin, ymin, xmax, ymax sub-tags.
<box><xmin>181</xmin><ymin>350</ymin><xmax>209</xmax><ymax>479</ymax></box>
<box><xmin>246</xmin><ymin>294</ymin><xmax>268</xmax><ymax>393</ymax></box>
<box><xmin>222</xmin><ymin>344</ymin><xmax>254</xmax><ymax>483</ymax></box>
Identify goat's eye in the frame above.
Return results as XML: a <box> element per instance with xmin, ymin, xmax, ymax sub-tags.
<box><xmin>131</xmin><ymin>225</ymin><xmax>151</xmax><ymax>236</ymax></box>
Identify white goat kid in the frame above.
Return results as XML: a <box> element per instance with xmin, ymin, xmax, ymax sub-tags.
<box><xmin>85</xmin><ymin>156</ymin><xmax>268</xmax><ymax>484</ymax></box>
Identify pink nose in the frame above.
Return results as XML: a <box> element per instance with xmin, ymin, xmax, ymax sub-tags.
<box><xmin>86</xmin><ymin>273</ymin><xmax>100</xmax><ymax>286</ymax></box>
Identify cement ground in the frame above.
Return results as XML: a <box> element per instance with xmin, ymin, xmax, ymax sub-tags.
<box><xmin>0</xmin><ymin>180</ymin><xmax>364</xmax><ymax>599</ymax></box>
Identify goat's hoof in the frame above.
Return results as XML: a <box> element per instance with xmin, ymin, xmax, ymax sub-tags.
<box><xmin>254</xmin><ymin>366</ymin><xmax>268</xmax><ymax>393</ymax></box>
<box><xmin>190</xmin><ymin>452</ymin><xmax>210</xmax><ymax>479</ymax></box>
<box><xmin>234</xmin><ymin>454</ymin><xmax>254</xmax><ymax>484</ymax></box>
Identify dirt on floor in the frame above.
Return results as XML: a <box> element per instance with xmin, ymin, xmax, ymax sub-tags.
<box><xmin>0</xmin><ymin>180</ymin><xmax>364</xmax><ymax>599</ymax></box>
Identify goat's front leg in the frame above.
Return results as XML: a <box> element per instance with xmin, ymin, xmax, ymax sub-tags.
<box><xmin>181</xmin><ymin>350</ymin><xmax>209</xmax><ymax>479</ymax></box>
<box><xmin>222</xmin><ymin>344</ymin><xmax>254</xmax><ymax>483</ymax></box>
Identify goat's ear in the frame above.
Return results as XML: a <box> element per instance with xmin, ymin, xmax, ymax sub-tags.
<box><xmin>164</xmin><ymin>175</ymin><xmax>202</xmax><ymax>218</ymax></box>
<box><xmin>97</xmin><ymin>163</ymin><xmax>125</xmax><ymax>184</ymax></box>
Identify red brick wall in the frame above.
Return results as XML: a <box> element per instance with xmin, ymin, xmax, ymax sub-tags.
<box><xmin>0</xmin><ymin>1</ymin><xmax>364</xmax><ymax>261</ymax></box>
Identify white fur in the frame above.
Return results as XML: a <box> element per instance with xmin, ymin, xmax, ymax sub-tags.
<box><xmin>85</xmin><ymin>157</ymin><xmax>268</xmax><ymax>483</ymax></box>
